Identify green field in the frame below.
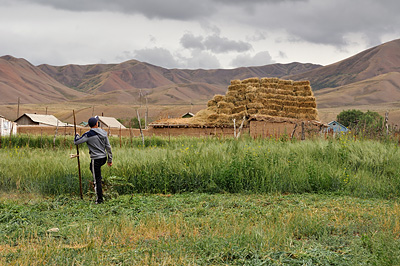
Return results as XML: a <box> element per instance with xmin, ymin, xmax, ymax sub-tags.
<box><xmin>1</xmin><ymin>135</ymin><xmax>400</xmax><ymax>265</ymax></box>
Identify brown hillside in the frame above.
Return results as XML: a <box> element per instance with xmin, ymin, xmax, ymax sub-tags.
<box><xmin>0</xmin><ymin>55</ymin><xmax>87</xmax><ymax>104</ymax></box>
<box><xmin>286</xmin><ymin>39</ymin><xmax>400</xmax><ymax>90</ymax></box>
<box><xmin>315</xmin><ymin>72</ymin><xmax>400</xmax><ymax>108</ymax></box>
<box><xmin>38</xmin><ymin>61</ymin><xmax>321</xmax><ymax>96</ymax></box>
<box><xmin>72</xmin><ymin>82</ymin><xmax>226</xmax><ymax>105</ymax></box>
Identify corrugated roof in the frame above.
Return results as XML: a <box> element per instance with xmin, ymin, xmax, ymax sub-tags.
<box><xmin>98</xmin><ymin>116</ymin><xmax>126</xmax><ymax>128</ymax></box>
<box><xmin>22</xmin><ymin>114</ymin><xmax>68</xmax><ymax>127</ymax></box>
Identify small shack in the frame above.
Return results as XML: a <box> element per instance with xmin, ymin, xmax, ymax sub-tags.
<box><xmin>181</xmin><ymin>112</ymin><xmax>195</xmax><ymax>118</ymax></box>
<box><xmin>324</xmin><ymin>121</ymin><xmax>349</xmax><ymax>133</ymax></box>
<box><xmin>15</xmin><ymin>113</ymin><xmax>68</xmax><ymax>127</ymax></box>
<box><xmin>0</xmin><ymin>115</ymin><xmax>17</xmax><ymax>136</ymax></box>
<box><xmin>95</xmin><ymin>116</ymin><xmax>126</xmax><ymax>129</ymax></box>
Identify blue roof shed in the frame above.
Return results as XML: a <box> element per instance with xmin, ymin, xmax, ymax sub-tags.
<box><xmin>325</xmin><ymin>121</ymin><xmax>349</xmax><ymax>133</ymax></box>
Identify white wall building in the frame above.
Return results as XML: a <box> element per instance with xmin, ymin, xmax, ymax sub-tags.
<box><xmin>0</xmin><ymin>115</ymin><xmax>17</xmax><ymax>136</ymax></box>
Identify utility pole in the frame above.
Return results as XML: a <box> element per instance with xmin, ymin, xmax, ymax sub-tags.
<box><xmin>145</xmin><ymin>94</ymin><xmax>148</xmax><ymax>129</ymax></box>
<box><xmin>17</xmin><ymin>97</ymin><xmax>20</xmax><ymax>119</ymax></box>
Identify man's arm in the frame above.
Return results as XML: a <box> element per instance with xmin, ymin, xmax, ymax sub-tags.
<box><xmin>74</xmin><ymin>133</ymin><xmax>89</xmax><ymax>145</ymax></box>
<box><xmin>105</xmin><ymin>136</ymin><xmax>113</xmax><ymax>164</ymax></box>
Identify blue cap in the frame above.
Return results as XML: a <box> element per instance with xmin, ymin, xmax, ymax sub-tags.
<box><xmin>88</xmin><ymin>116</ymin><xmax>98</xmax><ymax>127</ymax></box>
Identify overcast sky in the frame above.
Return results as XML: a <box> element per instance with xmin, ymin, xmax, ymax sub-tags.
<box><xmin>1</xmin><ymin>0</ymin><xmax>399</xmax><ymax>69</ymax></box>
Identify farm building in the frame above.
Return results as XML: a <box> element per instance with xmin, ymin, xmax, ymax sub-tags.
<box><xmin>324</xmin><ymin>121</ymin><xmax>349</xmax><ymax>133</ymax></box>
<box><xmin>93</xmin><ymin>116</ymin><xmax>126</xmax><ymax>129</ymax></box>
<box><xmin>15</xmin><ymin>113</ymin><xmax>68</xmax><ymax>127</ymax></box>
<box><xmin>0</xmin><ymin>115</ymin><xmax>17</xmax><ymax>136</ymax></box>
<box><xmin>149</xmin><ymin>77</ymin><xmax>325</xmax><ymax>138</ymax></box>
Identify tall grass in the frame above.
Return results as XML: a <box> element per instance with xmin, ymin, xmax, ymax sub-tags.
<box><xmin>1</xmin><ymin>134</ymin><xmax>400</xmax><ymax>198</ymax></box>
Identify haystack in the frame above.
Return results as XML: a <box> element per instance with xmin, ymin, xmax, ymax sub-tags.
<box><xmin>152</xmin><ymin>77</ymin><xmax>319</xmax><ymax>127</ymax></box>
<box><xmin>198</xmin><ymin>77</ymin><xmax>319</xmax><ymax>126</ymax></box>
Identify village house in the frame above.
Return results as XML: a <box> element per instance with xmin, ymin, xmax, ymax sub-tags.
<box><xmin>0</xmin><ymin>115</ymin><xmax>17</xmax><ymax>136</ymax></box>
<box><xmin>86</xmin><ymin>116</ymin><xmax>126</xmax><ymax>129</ymax></box>
<box><xmin>14</xmin><ymin>113</ymin><xmax>68</xmax><ymax>127</ymax></box>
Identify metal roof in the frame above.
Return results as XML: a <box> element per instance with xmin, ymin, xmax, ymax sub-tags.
<box><xmin>98</xmin><ymin>116</ymin><xmax>126</xmax><ymax>128</ymax></box>
<box><xmin>325</xmin><ymin>121</ymin><xmax>349</xmax><ymax>133</ymax></box>
<box><xmin>18</xmin><ymin>113</ymin><xmax>68</xmax><ymax>127</ymax></box>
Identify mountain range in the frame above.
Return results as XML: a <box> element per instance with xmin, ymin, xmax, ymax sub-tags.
<box><xmin>1</xmin><ymin>38</ymin><xmax>400</xmax><ymax>119</ymax></box>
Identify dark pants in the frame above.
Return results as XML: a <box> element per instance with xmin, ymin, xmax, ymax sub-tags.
<box><xmin>90</xmin><ymin>157</ymin><xmax>107</xmax><ymax>203</ymax></box>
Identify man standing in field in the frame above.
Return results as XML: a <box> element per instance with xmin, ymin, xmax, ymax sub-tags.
<box><xmin>74</xmin><ymin>116</ymin><xmax>112</xmax><ymax>204</ymax></box>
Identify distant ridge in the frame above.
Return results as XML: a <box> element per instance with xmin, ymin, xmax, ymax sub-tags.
<box><xmin>286</xmin><ymin>39</ymin><xmax>400</xmax><ymax>90</ymax></box>
<box><xmin>1</xmin><ymin>38</ymin><xmax>400</xmax><ymax>110</ymax></box>
<box><xmin>38</xmin><ymin>61</ymin><xmax>321</xmax><ymax>95</ymax></box>
<box><xmin>0</xmin><ymin>55</ymin><xmax>87</xmax><ymax>104</ymax></box>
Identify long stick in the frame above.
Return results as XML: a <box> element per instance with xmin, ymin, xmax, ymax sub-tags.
<box><xmin>137</xmin><ymin>109</ymin><xmax>145</xmax><ymax>147</ymax></box>
<box><xmin>73</xmin><ymin>110</ymin><xmax>83</xmax><ymax>199</ymax></box>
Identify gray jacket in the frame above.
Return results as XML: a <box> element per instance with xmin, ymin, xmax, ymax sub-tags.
<box><xmin>74</xmin><ymin>128</ymin><xmax>112</xmax><ymax>162</ymax></box>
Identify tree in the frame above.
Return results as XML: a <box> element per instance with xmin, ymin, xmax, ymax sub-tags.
<box><xmin>117</xmin><ymin>117</ymin><xmax>145</xmax><ymax>128</ymax></box>
<box><xmin>337</xmin><ymin>109</ymin><xmax>364</xmax><ymax>128</ymax></box>
<box><xmin>336</xmin><ymin>109</ymin><xmax>383</xmax><ymax>131</ymax></box>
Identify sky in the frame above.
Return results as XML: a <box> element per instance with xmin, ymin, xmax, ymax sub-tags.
<box><xmin>1</xmin><ymin>0</ymin><xmax>399</xmax><ymax>69</ymax></box>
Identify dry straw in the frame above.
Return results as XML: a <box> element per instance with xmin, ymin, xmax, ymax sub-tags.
<box><xmin>217</xmin><ymin>101</ymin><xmax>234</xmax><ymax>109</ymax></box>
<box><xmin>230</xmin><ymin>79</ymin><xmax>241</xmax><ymax>85</ymax></box>
<box><xmin>232</xmin><ymin>106</ymin><xmax>246</xmax><ymax>114</ymax></box>
<box><xmin>213</xmin><ymin>95</ymin><xmax>225</xmax><ymax>102</ymax></box>
<box><xmin>242</xmin><ymin>77</ymin><xmax>260</xmax><ymax>84</ymax></box>
<box><xmin>163</xmin><ymin>76</ymin><xmax>319</xmax><ymax>126</ymax></box>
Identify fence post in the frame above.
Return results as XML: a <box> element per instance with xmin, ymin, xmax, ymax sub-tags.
<box><xmin>301</xmin><ymin>121</ymin><xmax>305</xmax><ymax>140</ymax></box>
<box><xmin>233</xmin><ymin>119</ymin><xmax>236</xmax><ymax>138</ymax></box>
<box><xmin>9</xmin><ymin>122</ymin><xmax>14</xmax><ymax>148</ymax></box>
<box><xmin>291</xmin><ymin>123</ymin><xmax>298</xmax><ymax>140</ymax></box>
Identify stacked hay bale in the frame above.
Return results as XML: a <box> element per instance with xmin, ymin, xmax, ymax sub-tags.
<box><xmin>203</xmin><ymin>77</ymin><xmax>319</xmax><ymax>125</ymax></box>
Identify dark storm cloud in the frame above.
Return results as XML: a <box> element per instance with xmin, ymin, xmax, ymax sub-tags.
<box><xmin>17</xmin><ymin>0</ymin><xmax>216</xmax><ymax>20</ymax></box>
<box><xmin>14</xmin><ymin>0</ymin><xmax>400</xmax><ymax>48</ymax></box>
<box><xmin>243</xmin><ymin>0</ymin><xmax>400</xmax><ymax>47</ymax></box>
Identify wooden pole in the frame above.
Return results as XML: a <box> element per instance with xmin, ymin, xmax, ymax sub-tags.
<box><xmin>129</xmin><ymin>120</ymin><xmax>133</xmax><ymax>146</ymax></box>
<box><xmin>301</xmin><ymin>121</ymin><xmax>305</xmax><ymax>140</ymax></box>
<box><xmin>9</xmin><ymin>122</ymin><xmax>13</xmax><ymax>148</ymax></box>
<box><xmin>9</xmin><ymin>122</ymin><xmax>14</xmax><ymax>148</ymax></box>
<box><xmin>145</xmin><ymin>95</ymin><xmax>148</xmax><ymax>129</ymax></box>
<box><xmin>17</xmin><ymin>97</ymin><xmax>20</xmax><ymax>119</ymax></box>
<box><xmin>385</xmin><ymin>110</ymin><xmax>389</xmax><ymax>135</ymax></box>
<box><xmin>237</xmin><ymin>116</ymin><xmax>246</xmax><ymax>139</ymax></box>
<box><xmin>137</xmin><ymin>109</ymin><xmax>145</xmax><ymax>147</ymax></box>
<box><xmin>73</xmin><ymin>110</ymin><xmax>83</xmax><ymax>199</ymax></box>
<box><xmin>291</xmin><ymin>123</ymin><xmax>298</xmax><ymax>140</ymax></box>
<box><xmin>119</xmin><ymin>125</ymin><xmax>122</xmax><ymax>148</ymax></box>
<box><xmin>233</xmin><ymin>119</ymin><xmax>236</xmax><ymax>138</ymax></box>
<box><xmin>0</xmin><ymin>121</ymin><xmax>2</xmax><ymax>149</ymax></box>
<box><xmin>53</xmin><ymin>120</ymin><xmax>59</xmax><ymax>149</ymax></box>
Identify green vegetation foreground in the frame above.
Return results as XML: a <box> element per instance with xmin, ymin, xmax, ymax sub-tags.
<box><xmin>1</xmin><ymin>134</ymin><xmax>400</xmax><ymax>198</ymax></box>
<box><xmin>1</xmin><ymin>135</ymin><xmax>400</xmax><ymax>264</ymax></box>
<box><xmin>1</xmin><ymin>193</ymin><xmax>400</xmax><ymax>265</ymax></box>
